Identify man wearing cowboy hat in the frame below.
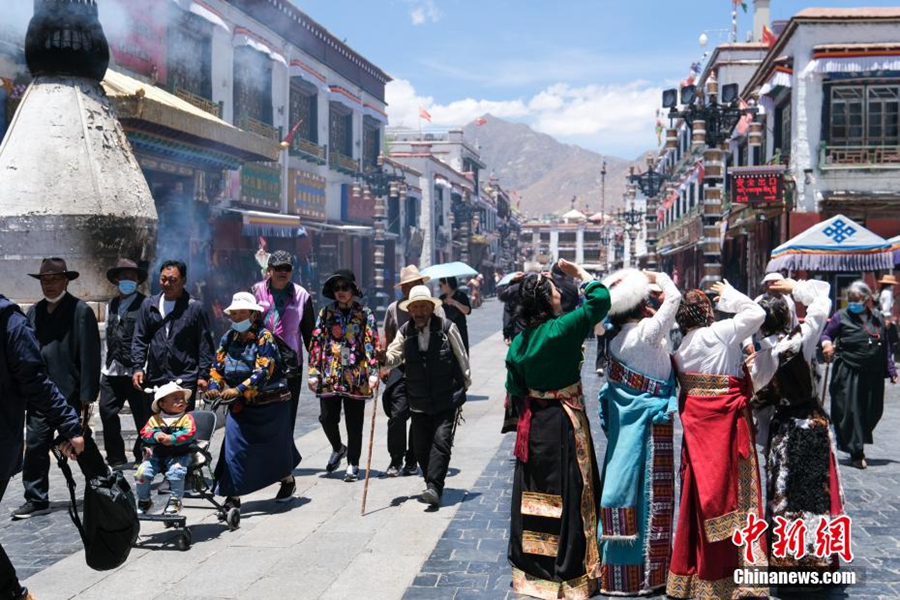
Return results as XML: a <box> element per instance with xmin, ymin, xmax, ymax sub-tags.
<box><xmin>14</xmin><ymin>258</ymin><xmax>100</xmax><ymax>519</ymax></box>
<box><xmin>382</xmin><ymin>285</ymin><xmax>470</xmax><ymax>507</ymax></box>
<box><xmin>380</xmin><ymin>266</ymin><xmax>445</xmax><ymax>477</ymax></box>
<box><xmin>251</xmin><ymin>251</ymin><xmax>315</xmax><ymax>432</ymax></box>
<box><xmin>99</xmin><ymin>258</ymin><xmax>149</xmax><ymax>470</ymax></box>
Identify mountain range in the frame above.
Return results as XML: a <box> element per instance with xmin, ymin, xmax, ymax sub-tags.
<box><xmin>462</xmin><ymin>115</ymin><xmax>649</xmax><ymax>218</ymax></box>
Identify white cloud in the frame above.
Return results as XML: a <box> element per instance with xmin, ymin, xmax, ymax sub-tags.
<box><xmin>385</xmin><ymin>79</ymin><xmax>662</xmax><ymax>157</ymax></box>
<box><xmin>407</xmin><ymin>0</ymin><xmax>441</xmax><ymax>26</ymax></box>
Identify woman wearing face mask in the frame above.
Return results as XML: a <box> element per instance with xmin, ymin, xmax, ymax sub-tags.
<box><xmin>208</xmin><ymin>292</ymin><xmax>301</xmax><ymax>512</ymax></box>
<box><xmin>307</xmin><ymin>270</ymin><xmax>380</xmax><ymax>482</ymax></box>
<box><xmin>821</xmin><ymin>280</ymin><xmax>898</xmax><ymax>469</ymax></box>
<box><xmin>505</xmin><ymin>259</ymin><xmax>610</xmax><ymax>599</ymax></box>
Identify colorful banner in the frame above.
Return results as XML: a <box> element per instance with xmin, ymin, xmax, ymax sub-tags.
<box><xmin>107</xmin><ymin>0</ymin><xmax>168</xmax><ymax>82</ymax></box>
<box><xmin>240</xmin><ymin>162</ymin><xmax>281</xmax><ymax>211</ymax></box>
<box><xmin>289</xmin><ymin>169</ymin><xmax>326</xmax><ymax>221</ymax></box>
<box><xmin>341</xmin><ymin>183</ymin><xmax>374</xmax><ymax>224</ymax></box>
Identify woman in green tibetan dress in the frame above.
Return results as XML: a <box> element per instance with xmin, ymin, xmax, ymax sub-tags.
<box><xmin>505</xmin><ymin>259</ymin><xmax>611</xmax><ymax>600</ymax></box>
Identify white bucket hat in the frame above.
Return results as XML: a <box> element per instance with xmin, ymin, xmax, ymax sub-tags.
<box><xmin>224</xmin><ymin>291</ymin><xmax>264</xmax><ymax>314</ymax></box>
<box><xmin>399</xmin><ymin>285</ymin><xmax>442</xmax><ymax>312</ymax></box>
<box><xmin>145</xmin><ymin>380</ymin><xmax>192</xmax><ymax>414</ymax></box>
<box><xmin>761</xmin><ymin>273</ymin><xmax>784</xmax><ymax>285</ymax></box>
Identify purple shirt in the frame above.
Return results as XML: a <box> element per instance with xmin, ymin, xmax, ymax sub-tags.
<box><xmin>252</xmin><ymin>280</ymin><xmax>315</xmax><ymax>362</ymax></box>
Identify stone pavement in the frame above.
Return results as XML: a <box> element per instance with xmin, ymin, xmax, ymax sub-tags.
<box><xmin>8</xmin><ymin>298</ymin><xmax>900</xmax><ymax>599</ymax></box>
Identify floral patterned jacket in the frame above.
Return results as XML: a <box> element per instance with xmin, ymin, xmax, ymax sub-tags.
<box><xmin>308</xmin><ymin>301</ymin><xmax>380</xmax><ymax>399</ymax></box>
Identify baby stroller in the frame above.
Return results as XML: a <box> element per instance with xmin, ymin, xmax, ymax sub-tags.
<box><xmin>136</xmin><ymin>409</ymin><xmax>240</xmax><ymax>551</ymax></box>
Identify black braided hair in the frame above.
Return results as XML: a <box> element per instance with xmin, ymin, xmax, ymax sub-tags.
<box><xmin>759</xmin><ymin>296</ymin><xmax>791</xmax><ymax>338</ymax></box>
<box><xmin>676</xmin><ymin>289</ymin><xmax>714</xmax><ymax>334</ymax></box>
<box><xmin>515</xmin><ymin>273</ymin><xmax>555</xmax><ymax>329</ymax></box>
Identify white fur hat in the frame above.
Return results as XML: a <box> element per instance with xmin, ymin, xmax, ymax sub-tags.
<box><xmin>601</xmin><ymin>268</ymin><xmax>651</xmax><ymax>317</ymax></box>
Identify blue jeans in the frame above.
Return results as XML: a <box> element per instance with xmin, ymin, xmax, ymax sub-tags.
<box><xmin>135</xmin><ymin>454</ymin><xmax>191</xmax><ymax>501</ymax></box>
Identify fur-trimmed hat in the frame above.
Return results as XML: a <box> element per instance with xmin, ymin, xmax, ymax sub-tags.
<box><xmin>601</xmin><ymin>268</ymin><xmax>651</xmax><ymax>317</ymax></box>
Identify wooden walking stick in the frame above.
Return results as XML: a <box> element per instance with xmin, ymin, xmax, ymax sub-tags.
<box><xmin>361</xmin><ymin>379</ymin><xmax>380</xmax><ymax>516</ymax></box>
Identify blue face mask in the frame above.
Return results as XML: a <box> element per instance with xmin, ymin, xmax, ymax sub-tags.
<box><xmin>118</xmin><ymin>280</ymin><xmax>137</xmax><ymax>295</ymax></box>
<box><xmin>847</xmin><ymin>302</ymin><xmax>865</xmax><ymax>314</ymax></box>
<box><xmin>231</xmin><ymin>319</ymin><xmax>252</xmax><ymax>333</ymax></box>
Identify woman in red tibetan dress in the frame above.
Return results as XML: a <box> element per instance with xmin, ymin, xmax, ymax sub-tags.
<box><xmin>667</xmin><ymin>281</ymin><xmax>769</xmax><ymax>599</ymax></box>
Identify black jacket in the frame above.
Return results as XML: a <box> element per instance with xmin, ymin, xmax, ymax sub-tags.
<box><xmin>105</xmin><ymin>292</ymin><xmax>146</xmax><ymax>370</ymax></box>
<box><xmin>131</xmin><ymin>291</ymin><xmax>214</xmax><ymax>386</ymax></box>
<box><xmin>26</xmin><ymin>293</ymin><xmax>101</xmax><ymax>404</ymax></box>
<box><xmin>1</xmin><ymin>296</ymin><xmax>81</xmax><ymax>479</ymax></box>
<box><xmin>499</xmin><ymin>283</ymin><xmax>523</xmax><ymax>341</ymax></box>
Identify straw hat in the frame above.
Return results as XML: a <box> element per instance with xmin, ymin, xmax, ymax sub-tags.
<box><xmin>146</xmin><ymin>380</ymin><xmax>192</xmax><ymax>414</ymax></box>
<box><xmin>395</xmin><ymin>264</ymin><xmax>431</xmax><ymax>289</ymax></box>
<box><xmin>878</xmin><ymin>274</ymin><xmax>898</xmax><ymax>286</ymax></box>
<box><xmin>399</xmin><ymin>285</ymin><xmax>442</xmax><ymax>312</ymax></box>
<box><xmin>224</xmin><ymin>291</ymin><xmax>264</xmax><ymax>314</ymax></box>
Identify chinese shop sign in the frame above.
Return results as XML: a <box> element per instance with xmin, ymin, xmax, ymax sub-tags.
<box><xmin>729</xmin><ymin>166</ymin><xmax>785</xmax><ymax>205</ymax></box>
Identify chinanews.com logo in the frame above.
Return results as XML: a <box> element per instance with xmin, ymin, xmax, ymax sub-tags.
<box><xmin>731</xmin><ymin>514</ymin><xmax>865</xmax><ymax>588</ymax></box>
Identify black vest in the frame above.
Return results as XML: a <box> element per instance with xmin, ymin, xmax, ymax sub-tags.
<box><xmin>106</xmin><ymin>293</ymin><xmax>145</xmax><ymax>369</ymax></box>
<box><xmin>402</xmin><ymin>317</ymin><xmax>464</xmax><ymax>414</ymax></box>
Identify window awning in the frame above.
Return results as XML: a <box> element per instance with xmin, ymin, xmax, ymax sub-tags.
<box><xmin>290</xmin><ymin>59</ymin><xmax>328</xmax><ymax>91</ymax></box>
<box><xmin>805</xmin><ymin>44</ymin><xmax>900</xmax><ymax>75</ymax></box>
<box><xmin>231</xmin><ymin>209</ymin><xmax>307</xmax><ymax>239</ymax></box>
<box><xmin>170</xmin><ymin>0</ymin><xmax>231</xmax><ymax>32</ymax></box>
<box><xmin>102</xmin><ymin>69</ymin><xmax>281</xmax><ymax>167</ymax></box>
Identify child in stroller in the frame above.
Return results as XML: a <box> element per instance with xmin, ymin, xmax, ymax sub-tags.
<box><xmin>136</xmin><ymin>381</ymin><xmax>197</xmax><ymax>516</ymax></box>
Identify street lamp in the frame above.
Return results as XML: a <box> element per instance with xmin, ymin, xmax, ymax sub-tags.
<box><xmin>619</xmin><ymin>202</ymin><xmax>643</xmax><ymax>268</ymax></box>
<box><xmin>661</xmin><ymin>75</ymin><xmax>757</xmax><ymax>148</ymax></box>
<box><xmin>360</xmin><ymin>154</ymin><xmax>407</xmax><ymax>319</ymax></box>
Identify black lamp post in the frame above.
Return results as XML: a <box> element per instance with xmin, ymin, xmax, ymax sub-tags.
<box><xmin>360</xmin><ymin>154</ymin><xmax>407</xmax><ymax>318</ymax></box>
<box><xmin>661</xmin><ymin>75</ymin><xmax>757</xmax><ymax>148</ymax></box>
<box><xmin>619</xmin><ymin>202</ymin><xmax>643</xmax><ymax>268</ymax></box>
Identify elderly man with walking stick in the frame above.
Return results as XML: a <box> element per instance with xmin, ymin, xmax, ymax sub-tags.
<box><xmin>381</xmin><ymin>286</ymin><xmax>470</xmax><ymax>508</ymax></box>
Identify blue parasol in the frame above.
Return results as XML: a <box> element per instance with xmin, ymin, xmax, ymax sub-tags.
<box><xmin>497</xmin><ymin>272</ymin><xmax>516</xmax><ymax>287</ymax></box>
<box><xmin>890</xmin><ymin>235</ymin><xmax>900</xmax><ymax>267</ymax></box>
<box><xmin>420</xmin><ymin>261</ymin><xmax>479</xmax><ymax>280</ymax></box>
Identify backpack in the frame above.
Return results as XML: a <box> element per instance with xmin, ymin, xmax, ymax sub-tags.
<box><xmin>53</xmin><ymin>438</ymin><xmax>139</xmax><ymax>571</ymax></box>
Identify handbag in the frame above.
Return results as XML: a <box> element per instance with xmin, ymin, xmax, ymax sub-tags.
<box><xmin>249</xmin><ymin>382</ymin><xmax>291</xmax><ymax>405</ymax></box>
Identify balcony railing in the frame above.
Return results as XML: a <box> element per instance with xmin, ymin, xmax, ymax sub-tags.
<box><xmin>329</xmin><ymin>150</ymin><xmax>359</xmax><ymax>175</ymax></box>
<box><xmin>174</xmin><ymin>87</ymin><xmax>221</xmax><ymax>118</ymax></box>
<box><xmin>820</xmin><ymin>142</ymin><xmax>900</xmax><ymax>169</ymax></box>
<box><xmin>290</xmin><ymin>138</ymin><xmax>327</xmax><ymax>164</ymax></box>
<box><xmin>237</xmin><ymin>115</ymin><xmax>280</xmax><ymax>141</ymax></box>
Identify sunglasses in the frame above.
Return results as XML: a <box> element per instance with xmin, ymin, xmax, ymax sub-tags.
<box><xmin>332</xmin><ymin>284</ymin><xmax>353</xmax><ymax>293</ymax></box>
<box><xmin>272</xmin><ymin>265</ymin><xmax>293</xmax><ymax>273</ymax></box>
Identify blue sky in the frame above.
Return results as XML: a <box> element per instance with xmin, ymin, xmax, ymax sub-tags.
<box><xmin>306</xmin><ymin>2</ymin><xmax>894</xmax><ymax>158</ymax></box>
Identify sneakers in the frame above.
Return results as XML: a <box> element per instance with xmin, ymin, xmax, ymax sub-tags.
<box><xmin>108</xmin><ymin>460</ymin><xmax>128</xmax><ymax>471</ymax></box>
<box><xmin>11</xmin><ymin>501</ymin><xmax>51</xmax><ymax>520</ymax></box>
<box><xmin>326</xmin><ymin>445</ymin><xmax>347</xmax><ymax>473</ymax></box>
<box><xmin>275</xmin><ymin>476</ymin><xmax>296</xmax><ymax>503</ymax></box>
<box><xmin>163</xmin><ymin>499</ymin><xmax>183</xmax><ymax>515</ymax></box>
<box><xmin>343</xmin><ymin>465</ymin><xmax>359</xmax><ymax>482</ymax></box>
<box><xmin>401</xmin><ymin>463</ymin><xmax>418</xmax><ymax>477</ymax></box>
<box><xmin>385</xmin><ymin>465</ymin><xmax>401</xmax><ymax>478</ymax></box>
<box><xmin>137</xmin><ymin>498</ymin><xmax>153</xmax><ymax>515</ymax></box>
<box><xmin>418</xmin><ymin>487</ymin><xmax>441</xmax><ymax>507</ymax></box>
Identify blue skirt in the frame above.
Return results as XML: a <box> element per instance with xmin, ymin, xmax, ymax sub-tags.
<box><xmin>213</xmin><ymin>401</ymin><xmax>300</xmax><ymax>497</ymax></box>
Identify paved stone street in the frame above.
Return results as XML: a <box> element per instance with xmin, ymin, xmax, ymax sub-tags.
<box><xmin>5</xmin><ymin>298</ymin><xmax>900</xmax><ymax>599</ymax></box>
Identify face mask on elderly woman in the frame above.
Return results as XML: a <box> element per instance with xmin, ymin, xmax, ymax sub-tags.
<box><xmin>847</xmin><ymin>302</ymin><xmax>866</xmax><ymax>315</ymax></box>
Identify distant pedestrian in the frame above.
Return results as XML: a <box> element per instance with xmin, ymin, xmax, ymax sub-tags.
<box><xmin>821</xmin><ymin>280</ymin><xmax>897</xmax><ymax>469</ymax></box>
<box><xmin>380</xmin><ymin>265</ymin><xmax>445</xmax><ymax>477</ymax></box>
<box><xmin>439</xmin><ymin>277</ymin><xmax>471</xmax><ymax>352</ymax></box>
<box><xmin>878</xmin><ymin>274</ymin><xmax>898</xmax><ymax>360</ymax></box>
<box><xmin>505</xmin><ymin>259</ymin><xmax>609</xmax><ymax>599</ymax></box>
<box><xmin>99</xmin><ymin>258</ymin><xmax>149</xmax><ymax>470</ymax></box>
<box><xmin>1</xmin><ymin>293</ymin><xmax>85</xmax><ymax>600</ymax></box>
<box><xmin>308</xmin><ymin>270</ymin><xmax>380</xmax><ymax>482</ymax></box>
<box><xmin>382</xmin><ymin>286</ymin><xmax>470</xmax><ymax>507</ymax></box>
<box><xmin>252</xmin><ymin>250</ymin><xmax>315</xmax><ymax>431</ymax></box>
<box><xmin>208</xmin><ymin>293</ymin><xmax>300</xmax><ymax>511</ymax></box>
<box><xmin>15</xmin><ymin>258</ymin><xmax>101</xmax><ymax>520</ymax></box>
<box><xmin>131</xmin><ymin>260</ymin><xmax>215</xmax><ymax>410</ymax></box>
